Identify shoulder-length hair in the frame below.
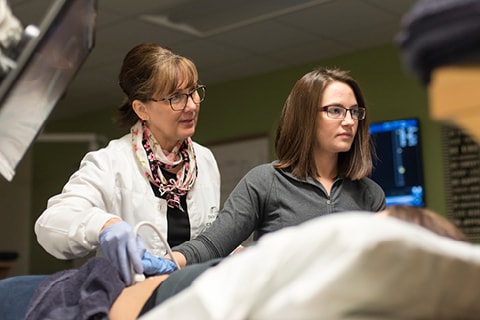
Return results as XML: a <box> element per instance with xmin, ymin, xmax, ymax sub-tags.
<box><xmin>114</xmin><ymin>43</ymin><xmax>199</xmax><ymax>128</ymax></box>
<box><xmin>274</xmin><ymin>67</ymin><xmax>374</xmax><ymax>180</ymax></box>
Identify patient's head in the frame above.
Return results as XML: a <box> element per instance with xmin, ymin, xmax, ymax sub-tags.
<box><xmin>378</xmin><ymin>205</ymin><xmax>467</xmax><ymax>242</ymax></box>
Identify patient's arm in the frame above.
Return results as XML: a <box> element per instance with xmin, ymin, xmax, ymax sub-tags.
<box><xmin>109</xmin><ymin>275</ymin><xmax>169</xmax><ymax>320</ymax></box>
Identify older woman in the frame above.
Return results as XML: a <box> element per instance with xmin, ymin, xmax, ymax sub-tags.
<box><xmin>35</xmin><ymin>43</ymin><xmax>221</xmax><ymax>285</ymax></box>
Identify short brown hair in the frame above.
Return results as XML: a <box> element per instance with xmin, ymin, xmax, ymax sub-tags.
<box><xmin>274</xmin><ymin>67</ymin><xmax>373</xmax><ymax>180</ymax></box>
<box><xmin>115</xmin><ymin>43</ymin><xmax>199</xmax><ymax>128</ymax></box>
<box><xmin>381</xmin><ymin>205</ymin><xmax>467</xmax><ymax>242</ymax></box>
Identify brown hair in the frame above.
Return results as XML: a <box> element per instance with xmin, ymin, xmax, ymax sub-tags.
<box><xmin>381</xmin><ymin>205</ymin><xmax>467</xmax><ymax>242</ymax></box>
<box><xmin>274</xmin><ymin>67</ymin><xmax>373</xmax><ymax>180</ymax></box>
<box><xmin>114</xmin><ymin>43</ymin><xmax>199</xmax><ymax>128</ymax></box>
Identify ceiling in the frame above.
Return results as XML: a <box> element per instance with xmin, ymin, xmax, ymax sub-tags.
<box><xmin>8</xmin><ymin>0</ymin><xmax>417</xmax><ymax>121</ymax></box>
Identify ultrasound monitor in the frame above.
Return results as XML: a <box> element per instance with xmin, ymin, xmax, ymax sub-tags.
<box><xmin>369</xmin><ymin>118</ymin><xmax>426</xmax><ymax>207</ymax></box>
<box><xmin>0</xmin><ymin>0</ymin><xmax>96</xmax><ymax>181</ymax></box>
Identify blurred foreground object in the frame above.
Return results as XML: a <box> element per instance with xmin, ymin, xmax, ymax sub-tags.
<box><xmin>429</xmin><ymin>64</ymin><xmax>480</xmax><ymax>142</ymax></box>
<box><xmin>0</xmin><ymin>0</ymin><xmax>96</xmax><ymax>181</ymax></box>
<box><xmin>0</xmin><ymin>0</ymin><xmax>23</xmax><ymax>78</ymax></box>
<box><xmin>396</xmin><ymin>0</ymin><xmax>480</xmax><ymax>142</ymax></box>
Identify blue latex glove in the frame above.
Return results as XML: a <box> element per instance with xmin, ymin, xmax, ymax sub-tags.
<box><xmin>99</xmin><ymin>221</ymin><xmax>145</xmax><ymax>285</ymax></box>
<box><xmin>141</xmin><ymin>251</ymin><xmax>178</xmax><ymax>276</ymax></box>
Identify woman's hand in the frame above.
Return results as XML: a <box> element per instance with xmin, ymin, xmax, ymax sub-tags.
<box><xmin>142</xmin><ymin>251</ymin><xmax>177</xmax><ymax>275</ymax></box>
<box><xmin>99</xmin><ymin>219</ymin><xmax>145</xmax><ymax>285</ymax></box>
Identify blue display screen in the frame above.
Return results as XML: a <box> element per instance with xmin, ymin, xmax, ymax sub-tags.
<box><xmin>369</xmin><ymin>118</ymin><xmax>425</xmax><ymax>207</ymax></box>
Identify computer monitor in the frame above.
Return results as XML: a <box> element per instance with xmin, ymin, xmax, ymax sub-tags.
<box><xmin>369</xmin><ymin>118</ymin><xmax>426</xmax><ymax>207</ymax></box>
<box><xmin>0</xmin><ymin>0</ymin><xmax>96</xmax><ymax>181</ymax></box>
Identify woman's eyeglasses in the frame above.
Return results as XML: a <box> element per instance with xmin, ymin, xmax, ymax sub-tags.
<box><xmin>150</xmin><ymin>85</ymin><xmax>206</xmax><ymax>111</ymax></box>
<box><xmin>321</xmin><ymin>104</ymin><xmax>366</xmax><ymax>120</ymax></box>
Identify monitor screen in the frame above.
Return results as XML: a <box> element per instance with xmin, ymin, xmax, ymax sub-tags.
<box><xmin>0</xmin><ymin>0</ymin><xmax>96</xmax><ymax>181</ymax></box>
<box><xmin>369</xmin><ymin>118</ymin><xmax>425</xmax><ymax>207</ymax></box>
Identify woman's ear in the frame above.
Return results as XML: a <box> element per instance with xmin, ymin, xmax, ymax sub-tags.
<box><xmin>132</xmin><ymin>100</ymin><xmax>149</xmax><ymax>121</ymax></box>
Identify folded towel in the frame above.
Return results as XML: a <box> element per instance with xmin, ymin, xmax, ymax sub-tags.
<box><xmin>25</xmin><ymin>257</ymin><xmax>125</xmax><ymax>320</ymax></box>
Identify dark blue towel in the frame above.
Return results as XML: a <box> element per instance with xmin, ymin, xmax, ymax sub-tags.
<box><xmin>25</xmin><ymin>257</ymin><xmax>125</xmax><ymax>320</ymax></box>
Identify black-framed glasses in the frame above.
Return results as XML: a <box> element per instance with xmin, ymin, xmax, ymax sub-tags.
<box><xmin>150</xmin><ymin>85</ymin><xmax>206</xmax><ymax>111</ymax></box>
<box><xmin>321</xmin><ymin>104</ymin><xmax>366</xmax><ymax>120</ymax></box>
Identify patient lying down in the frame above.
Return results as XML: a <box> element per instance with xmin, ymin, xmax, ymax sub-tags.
<box><xmin>0</xmin><ymin>206</ymin><xmax>470</xmax><ymax>320</ymax></box>
<box><xmin>112</xmin><ymin>205</ymin><xmax>468</xmax><ymax>319</ymax></box>
<box><xmin>110</xmin><ymin>274</ymin><xmax>167</xmax><ymax>319</ymax></box>
<box><xmin>138</xmin><ymin>209</ymin><xmax>479</xmax><ymax>320</ymax></box>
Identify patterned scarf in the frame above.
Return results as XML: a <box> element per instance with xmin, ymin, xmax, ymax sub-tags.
<box><xmin>132</xmin><ymin>120</ymin><xmax>197</xmax><ymax>210</ymax></box>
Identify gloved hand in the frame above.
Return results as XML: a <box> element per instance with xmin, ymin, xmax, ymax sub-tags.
<box><xmin>99</xmin><ymin>221</ymin><xmax>145</xmax><ymax>285</ymax></box>
<box><xmin>141</xmin><ymin>251</ymin><xmax>178</xmax><ymax>276</ymax></box>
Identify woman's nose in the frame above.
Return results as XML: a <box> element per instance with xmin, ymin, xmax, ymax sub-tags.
<box><xmin>342</xmin><ymin>111</ymin><xmax>355</xmax><ymax>124</ymax></box>
<box><xmin>183</xmin><ymin>95</ymin><xmax>198</xmax><ymax>111</ymax></box>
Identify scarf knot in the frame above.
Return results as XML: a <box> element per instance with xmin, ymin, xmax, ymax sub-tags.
<box><xmin>132</xmin><ymin>120</ymin><xmax>197</xmax><ymax>210</ymax></box>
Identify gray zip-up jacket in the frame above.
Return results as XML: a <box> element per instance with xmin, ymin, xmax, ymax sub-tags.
<box><xmin>174</xmin><ymin>161</ymin><xmax>386</xmax><ymax>264</ymax></box>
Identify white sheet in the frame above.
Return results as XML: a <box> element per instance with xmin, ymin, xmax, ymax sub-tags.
<box><xmin>140</xmin><ymin>212</ymin><xmax>480</xmax><ymax>320</ymax></box>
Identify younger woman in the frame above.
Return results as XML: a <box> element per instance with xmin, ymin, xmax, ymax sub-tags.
<box><xmin>171</xmin><ymin>67</ymin><xmax>386</xmax><ymax>267</ymax></box>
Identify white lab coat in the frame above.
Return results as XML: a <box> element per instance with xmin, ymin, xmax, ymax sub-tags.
<box><xmin>35</xmin><ymin>133</ymin><xmax>221</xmax><ymax>258</ymax></box>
